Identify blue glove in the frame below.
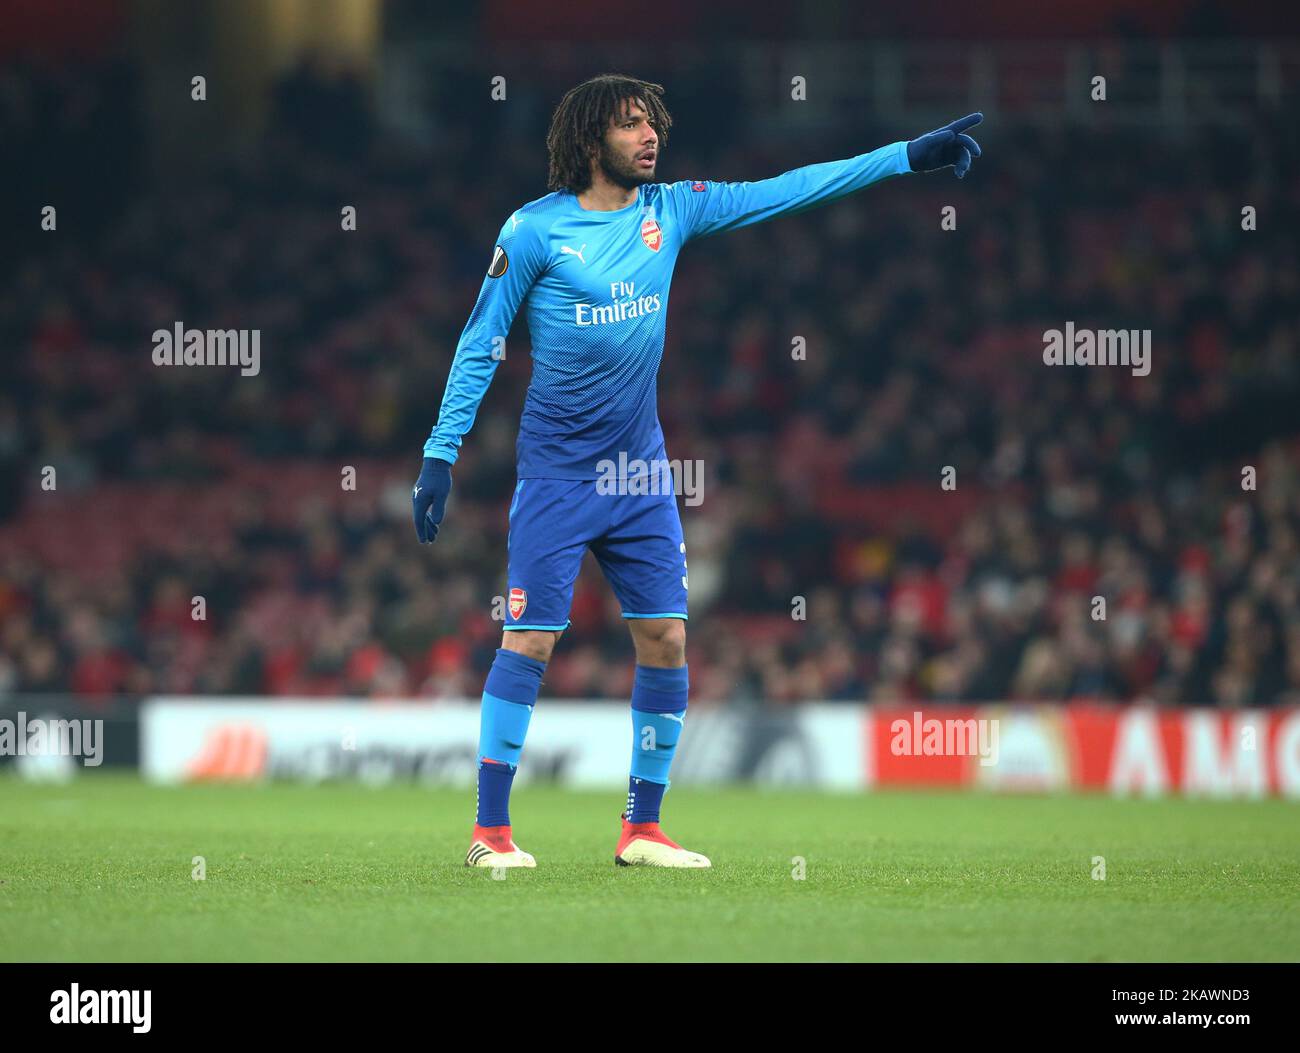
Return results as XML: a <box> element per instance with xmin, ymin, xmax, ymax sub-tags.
<box><xmin>412</xmin><ymin>457</ymin><xmax>453</xmax><ymax>543</ymax></box>
<box><xmin>907</xmin><ymin>113</ymin><xmax>983</xmax><ymax>178</ymax></box>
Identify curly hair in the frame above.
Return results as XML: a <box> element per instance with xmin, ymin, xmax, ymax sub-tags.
<box><xmin>546</xmin><ymin>74</ymin><xmax>673</xmax><ymax>194</ymax></box>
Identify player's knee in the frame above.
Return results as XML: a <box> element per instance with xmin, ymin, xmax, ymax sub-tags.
<box><xmin>632</xmin><ymin>618</ymin><xmax>686</xmax><ymax>666</ymax></box>
<box><xmin>501</xmin><ymin>629</ymin><xmax>559</xmax><ymax>664</ymax></box>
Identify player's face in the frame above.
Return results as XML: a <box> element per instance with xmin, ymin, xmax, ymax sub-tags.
<box><xmin>595</xmin><ymin>99</ymin><xmax>659</xmax><ymax>189</ymax></box>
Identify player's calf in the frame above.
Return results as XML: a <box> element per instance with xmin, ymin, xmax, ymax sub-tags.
<box><xmin>614</xmin><ymin>663</ymin><xmax>710</xmax><ymax>867</ymax></box>
<box><xmin>464</xmin><ymin>647</ymin><xmax>546</xmax><ymax>867</ymax></box>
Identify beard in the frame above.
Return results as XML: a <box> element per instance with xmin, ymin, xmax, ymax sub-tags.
<box><xmin>596</xmin><ymin>138</ymin><xmax>654</xmax><ymax>190</ymax></box>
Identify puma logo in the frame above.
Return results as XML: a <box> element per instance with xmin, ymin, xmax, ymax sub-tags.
<box><xmin>560</xmin><ymin>244</ymin><xmax>587</xmax><ymax>265</ymax></box>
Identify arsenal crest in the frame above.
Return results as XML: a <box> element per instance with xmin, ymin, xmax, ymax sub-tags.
<box><xmin>640</xmin><ymin>216</ymin><xmax>662</xmax><ymax>252</ymax></box>
<box><xmin>508</xmin><ymin>587</ymin><xmax>528</xmax><ymax>620</ymax></box>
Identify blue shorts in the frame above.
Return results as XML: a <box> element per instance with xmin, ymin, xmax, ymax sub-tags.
<box><xmin>503</xmin><ymin>479</ymin><xmax>688</xmax><ymax>630</ymax></box>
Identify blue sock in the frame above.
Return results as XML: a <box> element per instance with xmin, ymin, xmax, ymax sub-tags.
<box><xmin>477</xmin><ymin>761</ymin><xmax>516</xmax><ymax>828</ymax></box>
<box><xmin>627</xmin><ymin>664</ymin><xmax>689</xmax><ymax>824</ymax></box>
<box><xmin>627</xmin><ymin>776</ymin><xmax>668</xmax><ymax>824</ymax></box>
<box><xmin>476</xmin><ymin>647</ymin><xmax>545</xmax><ymax>827</ymax></box>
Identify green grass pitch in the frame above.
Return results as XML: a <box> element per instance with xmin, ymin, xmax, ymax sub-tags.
<box><xmin>1</xmin><ymin>772</ymin><xmax>1297</xmax><ymax>962</ymax></box>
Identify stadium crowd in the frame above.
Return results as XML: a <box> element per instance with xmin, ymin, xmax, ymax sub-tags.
<box><xmin>2</xmin><ymin>59</ymin><xmax>1299</xmax><ymax>706</ymax></box>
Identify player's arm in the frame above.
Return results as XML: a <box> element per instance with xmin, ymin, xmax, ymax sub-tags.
<box><xmin>414</xmin><ymin>214</ymin><xmax>547</xmax><ymax>543</ymax></box>
<box><xmin>670</xmin><ymin>113</ymin><xmax>982</xmax><ymax>242</ymax></box>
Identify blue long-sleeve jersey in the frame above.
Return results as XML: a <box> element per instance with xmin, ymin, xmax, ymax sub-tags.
<box><xmin>424</xmin><ymin>140</ymin><xmax>912</xmax><ymax>478</ymax></box>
